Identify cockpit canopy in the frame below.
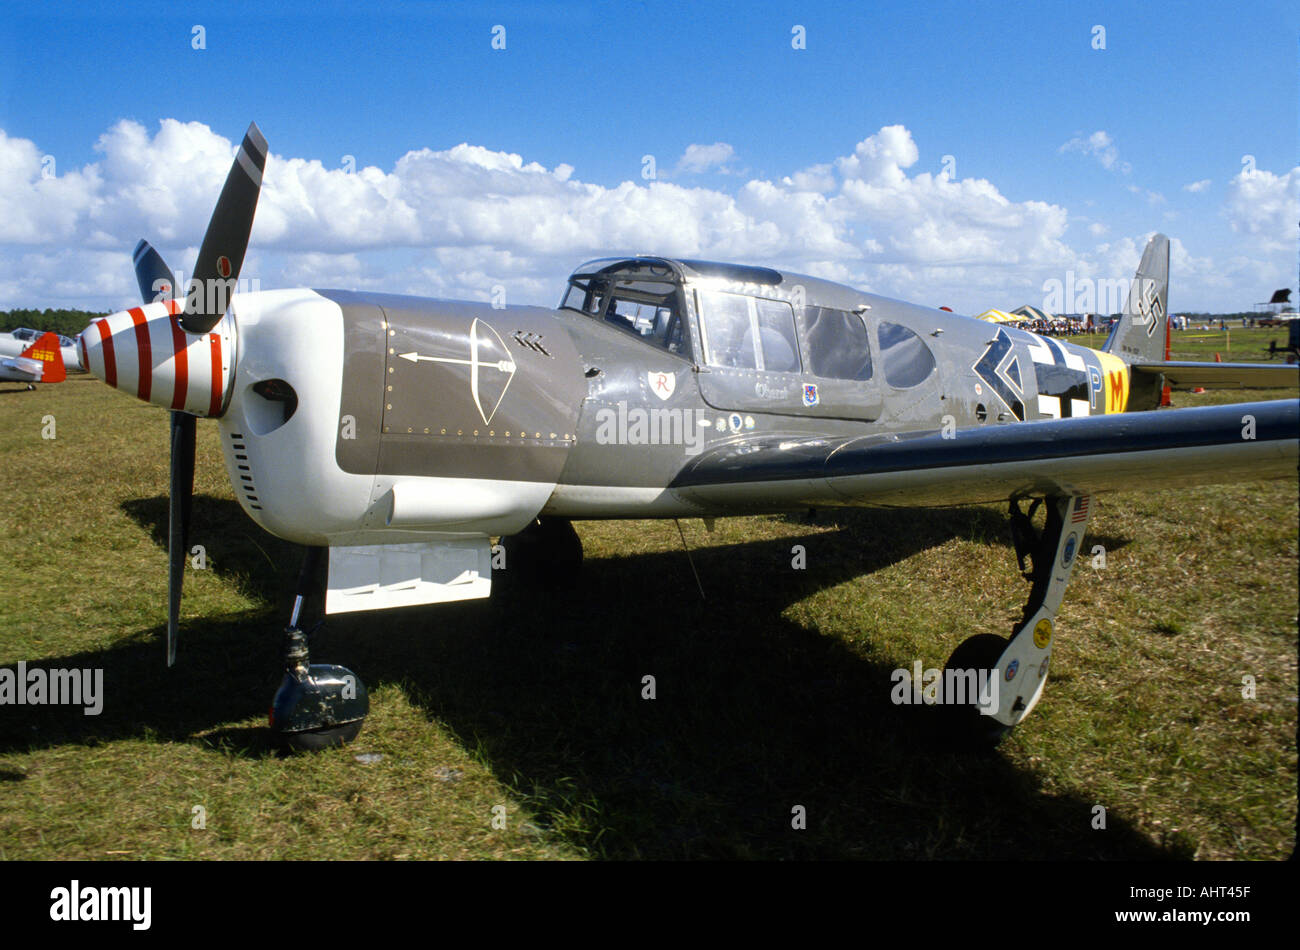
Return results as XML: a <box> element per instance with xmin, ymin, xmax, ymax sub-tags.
<box><xmin>558</xmin><ymin>257</ymin><xmax>938</xmax><ymax>392</ymax></box>
<box><xmin>7</xmin><ymin>327</ymin><xmax>76</xmax><ymax>347</ymax></box>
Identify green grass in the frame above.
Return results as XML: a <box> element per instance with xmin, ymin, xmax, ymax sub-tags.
<box><xmin>1074</xmin><ymin>325</ymin><xmax>1295</xmax><ymax>363</ymax></box>
<box><xmin>0</xmin><ymin>373</ymin><xmax>1295</xmax><ymax>860</ymax></box>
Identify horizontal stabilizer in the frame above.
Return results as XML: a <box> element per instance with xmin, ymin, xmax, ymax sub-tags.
<box><xmin>1</xmin><ymin>355</ymin><xmax>42</xmax><ymax>378</ymax></box>
<box><xmin>1131</xmin><ymin>361</ymin><xmax>1299</xmax><ymax>389</ymax></box>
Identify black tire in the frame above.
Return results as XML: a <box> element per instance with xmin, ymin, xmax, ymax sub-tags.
<box><xmin>940</xmin><ymin>634</ymin><xmax>1014</xmax><ymax>750</ymax></box>
<box><xmin>280</xmin><ymin>718</ymin><xmax>364</xmax><ymax>752</ymax></box>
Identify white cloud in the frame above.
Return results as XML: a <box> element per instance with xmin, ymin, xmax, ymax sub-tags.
<box><xmin>0</xmin><ymin>119</ymin><xmax>1083</xmax><ymax>311</ymax></box>
<box><xmin>1183</xmin><ymin>179</ymin><xmax>1211</xmax><ymax>193</ymax></box>
<box><xmin>0</xmin><ymin>117</ymin><xmax>1288</xmax><ymax>314</ymax></box>
<box><xmin>1059</xmin><ymin>130</ymin><xmax>1131</xmax><ymax>174</ymax></box>
<box><xmin>676</xmin><ymin>142</ymin><xmax>736</xmax><ymax>174</ymax></box>
<box><xmin>1125</xmin><ymin>183</ymin><xmax>1165</xmax><ymax>205</ymax></box>
<box><xmin>1223</xmin><ymin>165</ymin><xmax>1300</xmax><ymax>253</ymax></box>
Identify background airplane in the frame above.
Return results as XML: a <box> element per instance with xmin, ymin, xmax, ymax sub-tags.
<box><xmin>0</xmin><ymin>331</ymin><xmax>68</xmax><ymax>390</ymax></box>
<box><xmin>0</xmin><ymin>327</ymin><xmax>84</xmax><ymax>374</ymax></box>
<box><xmin>78</xmin><ymin>124</ymin><xmax>1299</xmax><ymax>750</ymax></box>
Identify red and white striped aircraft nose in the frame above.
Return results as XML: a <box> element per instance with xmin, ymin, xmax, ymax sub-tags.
<box><xmin>81</xmin><ymin>300</ymin><xmax>236</xmax><ymax>417</ymax></box>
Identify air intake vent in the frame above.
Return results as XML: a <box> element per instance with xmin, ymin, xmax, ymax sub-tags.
<box><xmin>512</xmin><ymin>330</ymin><xmax>551</xmax><ymax>357</ymax></box>
<box><xmin>228</xmin><ymin>433</ymin><xmax>262</xmax><ymax>510</ymax></box>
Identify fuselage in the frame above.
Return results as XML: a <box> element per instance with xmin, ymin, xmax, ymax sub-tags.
<box><xmin>81</xmin><ymin>258</ymin><xmax>1139</xmax><ymax>546</ymax></box>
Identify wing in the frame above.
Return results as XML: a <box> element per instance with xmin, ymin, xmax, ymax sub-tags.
<box><xmin>1131</xmin><ymin>361</ymin><xmax>1299</xmax><ymax>389</ymax></box>
<box><xmin>670</xmin><ymin>399</ymin><xmax>1299</xmax><ymax>510</ymax></box>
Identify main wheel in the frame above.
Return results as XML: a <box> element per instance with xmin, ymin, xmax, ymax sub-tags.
<box><xmin>281</xmin><ymin>719</ymin><xmax>364</xmax><ymax>752</ymax></box>
<box><xmin>940</xmin><ymin>633</ymin><xmax>1013</xmax><ymax>750</ymax></box>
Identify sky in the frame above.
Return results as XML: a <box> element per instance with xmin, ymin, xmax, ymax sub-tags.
<box><xmin>0</xmin><ymin>0</ymin><xmax>1296</xmax><ymax>315</ymax></box>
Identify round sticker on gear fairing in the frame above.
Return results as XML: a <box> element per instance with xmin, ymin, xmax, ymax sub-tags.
<box><xmin>1061</xmin><ymin>532</ymin><xmax>1079</xmax><ymax>568</ymax></box>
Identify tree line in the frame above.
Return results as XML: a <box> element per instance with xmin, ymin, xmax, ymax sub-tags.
<box><xmin>0</xmin><ymin>309</ymin><xmax>108</xmax><ymax>338</ymax></box>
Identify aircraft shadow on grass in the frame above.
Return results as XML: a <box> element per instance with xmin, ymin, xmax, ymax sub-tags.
<box><xmin>0</xmin><ymin>496</ymin><xmax>1165</xmax><ymax>859</ymax></box>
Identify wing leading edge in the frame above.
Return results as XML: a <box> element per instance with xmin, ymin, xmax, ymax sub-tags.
<box><xmin>670</xmin><ymin>399</ymin><xmax>1299</xmax><ymax>511</ymax></box>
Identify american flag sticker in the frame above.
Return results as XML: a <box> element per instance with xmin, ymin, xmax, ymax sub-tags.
<box><xmin>1071</xmin><ymin>495</ymin><xmax>1090</xmax><ymax>523</ymax></box>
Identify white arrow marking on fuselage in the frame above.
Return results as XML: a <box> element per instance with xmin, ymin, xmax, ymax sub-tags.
<box><xmin>397</xmin><ymin>318</ymin><xmax>517</xmax><ymax>424</ymax></box>
<box><xmin>398</xmin><ymin>351</ymin><xmax>516</xmax><ymax>373</ymax></box>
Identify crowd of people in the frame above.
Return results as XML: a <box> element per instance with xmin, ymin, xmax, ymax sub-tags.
<box><xmin>1019</xmin><ymin>317</ymin><xmax>1091</xmax><ymax>337</ymax></box>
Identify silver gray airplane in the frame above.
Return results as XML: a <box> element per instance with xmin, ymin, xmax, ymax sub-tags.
<box><xmin>80</xmin><ymin>124</ymin><xmax>1299</xmax><ymax>750</ymax></box>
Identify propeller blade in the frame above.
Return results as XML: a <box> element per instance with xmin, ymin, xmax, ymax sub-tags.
<box><xmin>182</xmin><ymin>122</ymin><xmax>268</xmax><ymax>333</ymax></box>
<box><xmin>131</xmin><ymin>237</ymin><xmax>192</xmax><ymax>664</ymax></box>
<box><xmin>132</xmin><ymin>239</ymin><xmax>176</xmax><ymax>302</ymax></box>
<box><xmin>167</xmin><ymin>410</ymin><xmax>196</xmax><ymax>667</ymax></box>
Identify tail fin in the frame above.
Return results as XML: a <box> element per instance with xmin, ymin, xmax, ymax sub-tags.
<box><xmin>20</xmin><ymin>332</ymin><xmax>67</xmax><ymax>384</ymax></box>
<box><xmin>1103</xmin><ymin>233</ymin><xmax>1169</xmax><ymax>365</ymax></box>
<box><xmin>1102</xmin><ymin>234</ymin><xmax>1168</xmax><ymax>409</ymax></box>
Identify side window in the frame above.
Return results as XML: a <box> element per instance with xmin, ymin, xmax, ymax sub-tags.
<box><xmin>698</xmin><ymin>290</ymin><xmax>801</xmax><ymax>373</ymax></box>
<box><xmin>805</xmin><ymin>307</ymin><xmax>873</xmax><ymax>380</ymax></box>
<box><xmin>602</xmin><ymin>295</ymin><xmax>690</xmax><ymax>359</ymax></box>
<box><xmin>754</xmin><ymin>298</ymin><xmax>800</xmax><ymax>372</ymax></box>
<box><xmin>697</xmin><ymin>291</ymin><xmax>753</xmax><ymax>368</ymax></box>
<box><xmin>877</xmin><ymin>321</ymin><xmax>936</xmax><ymax>388</ymax></box>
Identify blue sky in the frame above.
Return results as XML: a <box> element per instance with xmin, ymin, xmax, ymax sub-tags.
<box><xmin>1</xmin><ymin>0</ymin><xmax>1296</xmax><ymax>314</ymax></box>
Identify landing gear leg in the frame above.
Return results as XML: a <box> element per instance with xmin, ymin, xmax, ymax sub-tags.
<box><xmin>269</xmin><ymin>546</ymin><xmax>369</xmax><ymax>752</ymax></box>
<box><xmin>942</xmin><ymin>494</ymin><xmax>1092</xmax><ymax>746</ymax></box>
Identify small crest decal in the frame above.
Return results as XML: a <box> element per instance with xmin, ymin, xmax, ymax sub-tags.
<box><xmin>648</xmin><ymin>371</ymin><xmax>675</xmax><ymax>400</ymax></box>
<box><xmin>802</xmin><ymin>383</ymin><xmax>819</xmax><ymax>407</ymax></box>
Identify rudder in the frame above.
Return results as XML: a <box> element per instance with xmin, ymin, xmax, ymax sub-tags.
<box><xmin>1103</xmin><ymin>233</ymin><xmax>1168</xmax><ymax>409</ymax></box>
<box><xmin>20</xmin><ymin>332</ymin><xmax>67</xmax><ymax>384</ymax></box>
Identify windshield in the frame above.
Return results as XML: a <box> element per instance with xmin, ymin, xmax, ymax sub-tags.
<box><xmin>560</xmin><ymin>264</ymin><xmax>691</xmax><ymax>358</ymax></box>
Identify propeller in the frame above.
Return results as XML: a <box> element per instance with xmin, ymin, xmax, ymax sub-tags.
<box><xmin>132</xmin><ymin>239</ymin><xmax>194</xmax><ymax>667</ymax></box>
<box><xmin>182</xmin><ymin>122</ymin><xmax>268</xmax><ymax>333</ymax></box>
<box><xmin>126</xmin><ymin>122</ymin><xmax>267</xmax><ymax>665</ymax></box>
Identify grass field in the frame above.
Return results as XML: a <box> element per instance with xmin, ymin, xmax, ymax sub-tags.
<box><xmin>1075</xmin><ymin>324</ymin><xmax>1296</xmax><ymax>362</ymax></box>
<box><xmin>1</xmin><ymin>330</ymin><xmax>1296</xmax><ymax>860</ymax></box>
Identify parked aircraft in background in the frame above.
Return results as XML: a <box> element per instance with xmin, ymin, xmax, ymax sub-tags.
<box><xmin>0</xmin><ymin>328</ymin><xmax>84</xmax><ymax>373</ymax></box>
<box><xmin>0</xmin><ymin>331</ymin><xmax>68</xmax><ymax>389</ymax></box>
